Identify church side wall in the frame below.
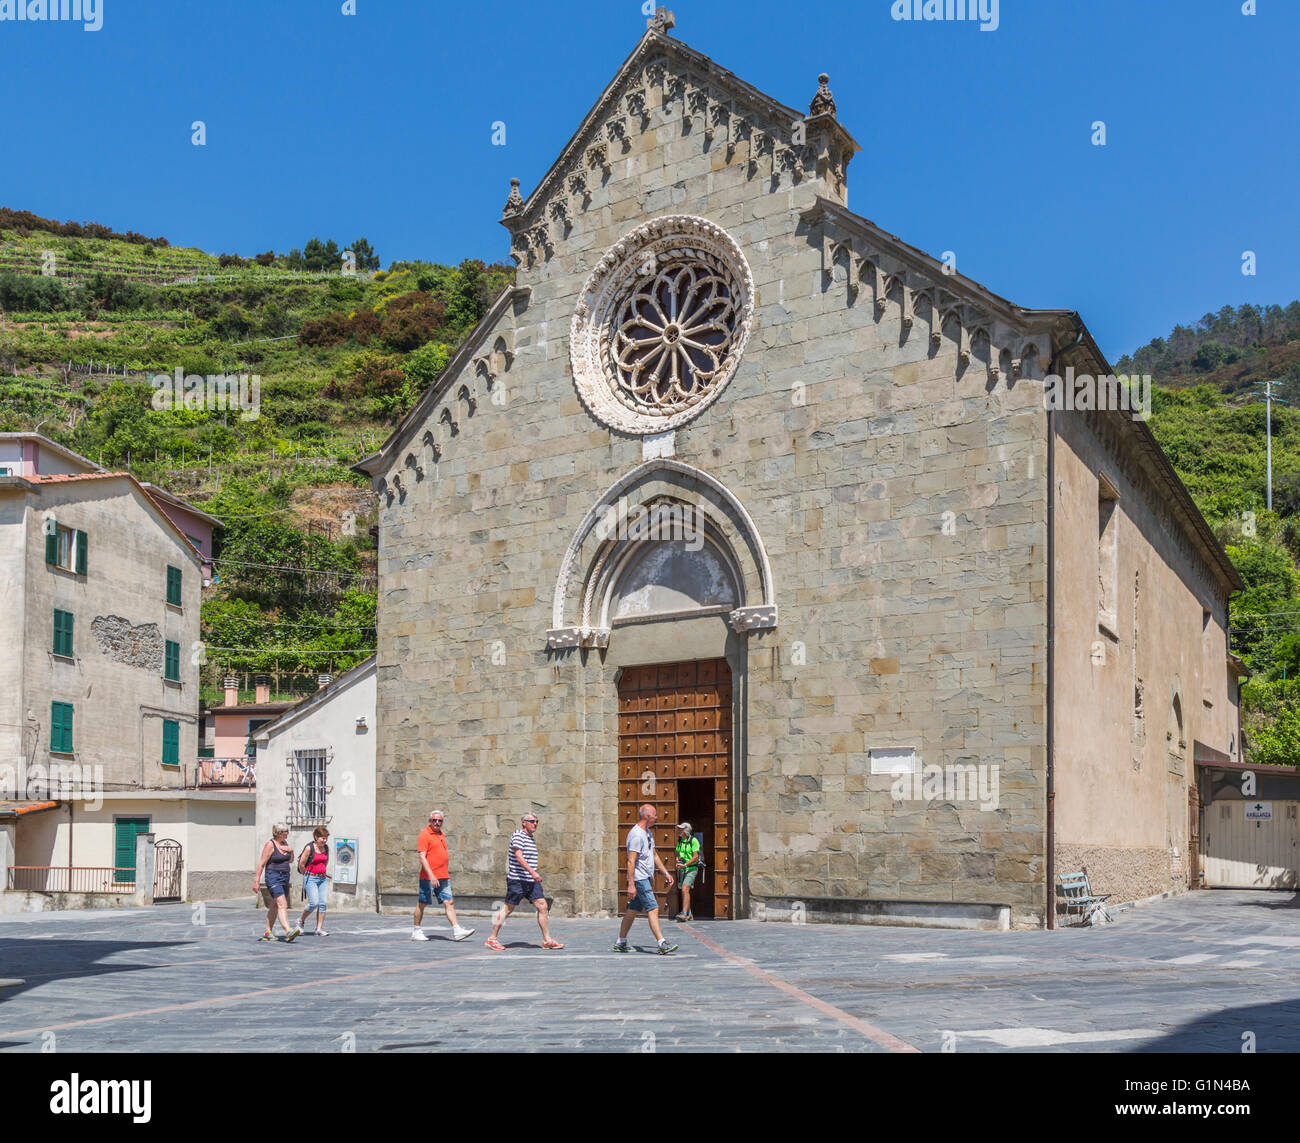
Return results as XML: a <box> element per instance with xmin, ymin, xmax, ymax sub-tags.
<box><xmin>1052</xmin><ymin>410</ymin><xmax>1236</xmax><ymax>911</ymax></box>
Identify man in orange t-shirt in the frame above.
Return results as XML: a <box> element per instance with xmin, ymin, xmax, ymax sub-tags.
<box><xmin>412</xmin><ymin>809</ymin><xmax>475</xmax><ymax>942</ymax></box>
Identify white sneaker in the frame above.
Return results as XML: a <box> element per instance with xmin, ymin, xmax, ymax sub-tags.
<box><xmin>452</xmin><ymin>925</ymin><xmax>475</xmax><ymax>941</ymax></box>
<box><xmin>411</xmin><ymin>929</ymin><xmax>429</xmax><ymax>941</ymax></box>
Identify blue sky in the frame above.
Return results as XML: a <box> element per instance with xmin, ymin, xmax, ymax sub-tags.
<box><xmin>0</xmin><ymin>0</ymin><xmax>1295</xmax><ymax>358</ymax></box>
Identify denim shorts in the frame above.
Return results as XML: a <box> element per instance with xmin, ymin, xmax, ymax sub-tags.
<box><xmin>264</xmin><ymin>871</ymin><xmax>290</xmax><ymax>901</ymax></box>
<box><xmin>505</xmin><ymin>879</ymin><xmax>545</xmax><ymax>905</ymax></box>
<box><xmin>418</xmin><ymin>878</ymin><xmax>453</xmax><ymax>905</ymax></box>
<box><xmin>627</xmin><ymin>878</ymin><xmax>659</xmax><ymax>912</ymax></box>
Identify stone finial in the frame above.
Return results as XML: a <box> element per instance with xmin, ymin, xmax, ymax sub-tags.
<box><xmin>502</xmin><ymin>177</ymin><xmax>524</xmax><ymax>217</ymax></box>
<box><xmin>647</xmin><ymin>6</ymin><xmax>675</xmax><ymax>35</ymax></box>
<box><xmin>809</xmin><ymin>73</ymin><xmax>836</xmax><ymax>118</ymax></box>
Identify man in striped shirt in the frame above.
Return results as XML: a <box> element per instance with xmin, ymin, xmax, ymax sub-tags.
<box><xmin>484</xmin><ymin>813</ymin><xmax>564</xmax><ymax>951</ymax></box>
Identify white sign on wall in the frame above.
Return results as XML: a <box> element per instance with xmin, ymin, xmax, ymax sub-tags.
<box><xmin>334</xmin><ymin>838</ymin><xmax>358</xmax><ymax>884</ymax></box>
<box><xmin>1245</xmin><ymin>802</ymin><xmax>1273</xmax><ymax>821</ymax></box>
<box><xmin>869</xmin><ymin>747</ymin><xmax>918</xmax><ymax>776</ymax></box>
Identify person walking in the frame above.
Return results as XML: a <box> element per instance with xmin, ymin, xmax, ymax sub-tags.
<box><xmin>412</xmin><ymin>810</ymin><xmax>475</xmax><ymax>942</ymax></box>
<box><xmin>613</xmin><ymin>804</ymin><xmax>677</xmax><ymax>954</ymax></box>
<box><xmin>484</xmin><ymin>813</ymin><xmax>563</xmax><ymax>951</ymax></box>
<box><xmin>295</xmin><ymin>827</ymin><xmax>331</xmax><ymax>936</ymax></box>
<box><xmin>253</xmin><ymin>823</ymin><xmax>301</xmax><ymax>942</ymax></box>
<box><xmin>673</xmin><ymin>821</ymin><xmax>701</xmax><ymax>922</ymax></box>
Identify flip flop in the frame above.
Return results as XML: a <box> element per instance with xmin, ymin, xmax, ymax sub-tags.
<box><xmin>485</xmin><ymin>937</ymin><xmax>505</xmax><ymax>951</ymax></box>
<box><xmin>541</xmin><ymin>939</ymin><xmax>565</xmax><ymax>949</ymax></box>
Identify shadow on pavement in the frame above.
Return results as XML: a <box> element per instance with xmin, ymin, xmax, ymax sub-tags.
<box><xmin>0</xmin><ymin>937</ymin><xmax>190</xmax><ymax>1003</ymax></box>
<box><xmin>1139</xmin><ymin>998</ymin><xmax>1300</xmax><ymax>1052</ymax></box>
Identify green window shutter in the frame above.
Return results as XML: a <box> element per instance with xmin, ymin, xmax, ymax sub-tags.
<box><xmin>114</xmin><ymin>818</ymin><xmax>148</xmax><ymax>883</ymax></box>
<box><xmin>45</xmin><ymin>521</ymin><xmax>59</xmax><ymax>565</ymax></box>
<box><xmin>166</xmin><ymin>565</ymin><xmax>182</xmax><ymax>606</ymax></box>
<box><xmin>162</xmin><ymin>719</ymin><xmax>179</xmax><ymax>766</ymax></box>
<box><xmin>50</xmin><ymin>701</ymin><xmax>73</xmax><ymax>754</ymax></box>
<box><xmin>74</xmin><ymin>530</ymin><xmax>88</xmax><ymax>575</ymax></box>
<box><xmin>164</xmin><ymin>640</ymin><xmax>180</xmax><ymax>682</ymax></box>
<box><xmin>53</xmin><ymin>609</ymin><xmax>74</xmax><ymax>657</ymax></box>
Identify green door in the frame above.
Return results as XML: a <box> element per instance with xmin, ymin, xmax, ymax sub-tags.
<box><xmin>114</xmin><ymin>817</ymin><xmax>150</xmax><ymax>884</ymax></box>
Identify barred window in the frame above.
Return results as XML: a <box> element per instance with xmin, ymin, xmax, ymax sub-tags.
<box><xmin>290</xmin><ymin>748</ymin><xmax>329</xmax><ymax>825</ymax></box>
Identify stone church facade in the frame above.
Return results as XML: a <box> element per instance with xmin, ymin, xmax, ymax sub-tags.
<box><xmin>357</xmin><ymin>12</ymin><xmax>1242</xmax><ymax>929</ymax></box>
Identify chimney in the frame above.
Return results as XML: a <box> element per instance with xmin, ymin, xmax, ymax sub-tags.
<box><xmin>317</xmin><ymin>673</ymin><xmax>333</xmax><ymax>691</ymax></box>
<box><xmin>254</xmin><ymin>674</ymin><xmax>270</xmax><ymax>704</ymax></box>
<box><xmin>223</xmin><ymin>676</ymin><xmax>238</xmax><ymax>707</ymax></box>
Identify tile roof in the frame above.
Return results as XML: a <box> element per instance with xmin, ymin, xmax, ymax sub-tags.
<box><xmin>33</xmin><ymin>472</ymin><xmax>131</xmax><ymax>484</ymax></box>
<box><xmin>0</xmin><ymin>801</ymin><xmax>59</xmax><ymax>816</ymax></box>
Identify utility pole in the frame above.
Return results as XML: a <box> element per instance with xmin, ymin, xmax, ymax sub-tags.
<box><xmin>1267</xmin><ymin>378</ymin><xmax>1274</xmax><ymax>512</ymax></box>
<box><xmin>1258</xmin><ymin>378</ymin><xmax>1285</xmax><ymax>512</ymax></box>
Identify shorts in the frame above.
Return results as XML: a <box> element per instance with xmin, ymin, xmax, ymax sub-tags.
<box><xmin>418</xmin><ymin>878</ymin><xmax>453</xmax><ymax>905</ymax></box>
<box><xmin>263</xmin><ymin>871</ymin><xmax>289</xmax><ymax>903</ymax></box>
<box><xmin>505</xmin><ymin>879</ymin><xmax>545</xmax><ymax>905</ymax></box>
<box><xmin>627</xmin><ymin>878</ymin><xmax>659</xmax><ymax>913</ymax></box>
<box><xmin>678</xmin><ymin>866</ymin><xmax>699</xmax><ymax>889</ymax></box>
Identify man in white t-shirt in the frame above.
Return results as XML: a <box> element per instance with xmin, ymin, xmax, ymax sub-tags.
<box><xmin>613</xmin><ymin>803</ymin><xmax>677</xmax><ymax>954</ymax></box>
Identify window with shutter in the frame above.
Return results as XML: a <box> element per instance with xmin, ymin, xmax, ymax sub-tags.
<box><xmin>162</xmin><ymin>719</ymin><xmax>180</xmax><ymax>766</ymax></box>
<box><xmin>50</xmin><ymin>701</ymin><xmax>74</xmax><ymax>754</ymax></box>
<box><xmin>164</xmin><ymin>640</ymin><xmax>180</xmax><ymax>682</ymax></box>
<box><xmin>166</xmin><ymin>565</ymin><xmax>182</xmax><ymax>606</ymax></box>
<box><xmin>53</xmin><ymin>609</ymin><xmax>74</xmax><ymax>658</ymax></box>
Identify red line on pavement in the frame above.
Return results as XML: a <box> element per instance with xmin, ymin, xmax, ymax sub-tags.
<box><xmin>2</xmin><ymin>925</ymin><xmax>606</xmax><ymax>1040</ymax></box>
<box><xmin>683</xmin><ymin>924</ymin><xmax>921</xmax><ymax>1052</ymax></box>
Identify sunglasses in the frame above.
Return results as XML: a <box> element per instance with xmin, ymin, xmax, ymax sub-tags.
<box><xmin>523</xmin><ymin>819</ymin><xmax>538</xmax><ymax>825</ymax></box>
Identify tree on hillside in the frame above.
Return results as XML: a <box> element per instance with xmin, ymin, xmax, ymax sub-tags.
<box><xmin>348</xmin><ymin>237</ymin><xmax>379</xmax><ymax>272</ymax></box>
<box><xmin>446</xmin><ymin>259</ymin><xmax>489</xmax><ymax>331</ymax></box>
<box><xmin>302</xmin><ymin>238</ymin><xmax>329</xmax><ymax>272</ymax></box>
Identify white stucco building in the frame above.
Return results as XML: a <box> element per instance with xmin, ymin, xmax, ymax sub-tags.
<box><xmin>253</xmin><ymin>658</ymin><xmax>376</xmax><ymax>911</ymax></box>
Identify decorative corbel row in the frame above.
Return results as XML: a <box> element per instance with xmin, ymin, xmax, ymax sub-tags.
<box><xmin>626</xmin><ymin>88</ymin><xmax>650</xmax><ymax>129</ymax></box>
<box><xmin>686</xmin><ymin>87</ymin><xmax>708</xmax><ymax>131</ymax></box>
<box><xmin>546</xmin><ymin>625</ymin><xmax>611</xmax><ymax>650</ymax></box>
<box><xmin>421</xmin><ymin>429</ymin><xmax>440</xmax><ymax>464</ymax></box>
<box><xmin>586</xmin><ymin>143</ymin><xmax>610</xmax><ymax>177</ymax></box>
<box><xmin>727</xmin><ymin>605</ymin><xmax>778</xmax><ymax>633</ymax></box>
<box><xmin>457</xmin><ymin>384</ymin><xmax>477</xmax><ymax>418</ymax></box>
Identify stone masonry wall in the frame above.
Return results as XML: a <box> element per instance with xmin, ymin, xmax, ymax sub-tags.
<box><xmin>371</xmin><ymin>42</ymin><xmax>1050</xmax><ymax>926</ymax></box>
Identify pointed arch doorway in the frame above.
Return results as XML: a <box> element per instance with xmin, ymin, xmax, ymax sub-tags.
<box><xmin>617</xmin><ymin>658</ymin><xmax>732</xmax><ymax>918</ymax></box>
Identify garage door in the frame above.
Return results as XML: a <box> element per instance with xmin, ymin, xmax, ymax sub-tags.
<box><xmin>1202</xmin><ymin>800</ymin><xmax>1299</xmax><ymax>889</ymax></box>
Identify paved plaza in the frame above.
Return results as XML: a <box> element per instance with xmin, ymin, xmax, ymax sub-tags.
<box><xmin>0</xmin><ymin>890</ymin><xmax>1297</xmax><ymax>1053</ymax></box>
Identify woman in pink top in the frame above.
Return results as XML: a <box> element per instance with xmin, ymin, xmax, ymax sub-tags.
<box><xmin>296</xmin><ymin>827</ymin><xmax>331</xmax><ymax>936</ymax></box>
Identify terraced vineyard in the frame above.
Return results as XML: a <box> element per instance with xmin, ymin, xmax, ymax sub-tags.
<box><xmin>0</xmin><ymin>212</ymin><xmax>513</xmax><ymax>702</ymax></box>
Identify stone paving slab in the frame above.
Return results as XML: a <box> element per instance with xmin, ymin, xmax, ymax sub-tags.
<box><xmin>0</xmin><ymin>890</ymin><xmax>1296</xmax><ymax>1052</ymax></box>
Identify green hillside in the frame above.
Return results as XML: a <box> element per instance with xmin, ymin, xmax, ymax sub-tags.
<box><xmin>0</xmin><ymin>208</ymin><xmax>513</xmax><ymax>706</ymax></box>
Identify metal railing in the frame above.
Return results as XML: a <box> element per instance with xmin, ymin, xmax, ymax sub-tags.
<box><xmin>6</xmin><ymin>866</ymin><xmax>135</xmax><ymax>893</ymax></box>
<box><xmin>196</xmin><ymin>757</ymin><xmax>256</xmax><ymax>788</ymax></box>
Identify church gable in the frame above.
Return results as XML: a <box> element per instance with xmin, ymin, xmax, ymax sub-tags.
<box><xmin>500</xmin><ymin>16</ymin><xmax>858</xmax><ymax>271</ymax></box>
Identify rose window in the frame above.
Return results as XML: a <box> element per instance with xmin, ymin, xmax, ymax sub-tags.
<box><xmin>570</xmin><ymin>216</ymin><xmax>754</xmax><ymax>435</ymax></box>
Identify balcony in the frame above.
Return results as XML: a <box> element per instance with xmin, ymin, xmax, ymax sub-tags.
<box><xmin>195</xmin><ymin>757</ymin><xmax>256</xmax><ymax>788</ymax></box>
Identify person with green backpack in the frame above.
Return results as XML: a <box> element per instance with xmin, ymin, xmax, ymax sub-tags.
<box><xmin>673</xmin><ymin>822</ymin><xmax>701</xmax><ymax>922</ymax></box>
